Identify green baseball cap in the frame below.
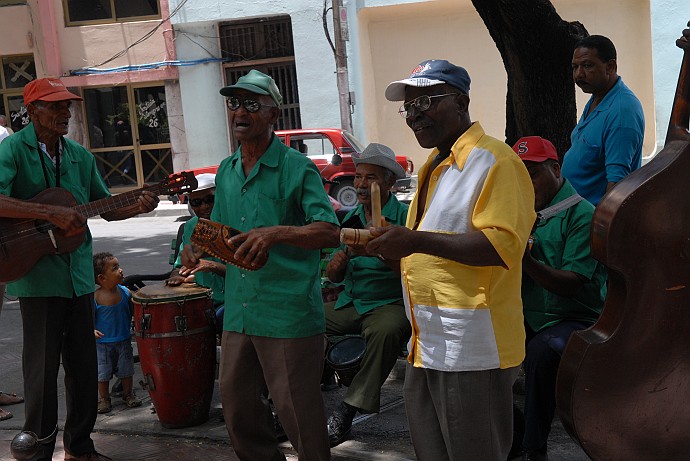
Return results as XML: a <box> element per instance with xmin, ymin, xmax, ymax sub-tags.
<box><xmin>219</xmin><ymin>69</ymin><xmax>283</xmax><ymax>106</ymax></box>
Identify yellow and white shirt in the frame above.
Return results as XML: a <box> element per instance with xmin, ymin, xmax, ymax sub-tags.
<box><xmin>402</xmin><ymin>122</ymin><xmax>536</xmax><ymax>371</ymax></box>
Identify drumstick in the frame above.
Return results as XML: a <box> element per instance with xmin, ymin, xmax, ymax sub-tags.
<box><xmin>371</xmin><ymin>182</ymin><xmax>381</xmax><ymax>227</ymax></box>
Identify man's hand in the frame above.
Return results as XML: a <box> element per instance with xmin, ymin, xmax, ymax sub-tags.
<box><xmin>325</xmin><ymin>250</ymin><xmax>349</xmax><ymax>283</ymax></box>
<box><xmin>94</xmin><ymin>329</ymin><xmax>104</xmax><ymax>339</ymax></box>
<box><xmin>229</xmin><ymin>227</ymin><xmax>278</xmax><ymax>268</ymax></box>
<box><xmin>136</xmin><ymin>190</ymin><xmax>159</xmax><ymax>214</ymax></box>
<box><xmin>366</xmin><ymin>225</ymin><xmax>416</xmax><ymax>260</ymax></box>
<box><xmin>181</xmin><ymin>259</ymin><xmax>225</xmax><ymax>276</ymax></box>
<box><xmin>165</xmin><ymin>272</ymin><xmax>187</xmax><ymax>286</ymax></box>
<box><xmin>181</xmin><ymin>243</ymin><xmax>206</xmax><ymax>269</ymax></box>
<box><xmin>46</xmin><ymin>205</ymin><xmax>86</xmax><ymax>237</ymax></box>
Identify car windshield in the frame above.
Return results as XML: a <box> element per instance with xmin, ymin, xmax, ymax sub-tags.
<box><xmin>342</xmin><ymin>131</ymin><xmax>366</xmax><ymax>154</ymax></box>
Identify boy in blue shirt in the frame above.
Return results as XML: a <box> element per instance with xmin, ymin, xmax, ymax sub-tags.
<box><xmin>93</xmin><ymin>252</ymin><xmax>142</xmax><ymax>413</ymax></box>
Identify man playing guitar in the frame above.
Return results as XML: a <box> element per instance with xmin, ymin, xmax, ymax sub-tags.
<box><xmin>0</xmin><ymin>78</ymin><xmax>158</xmax><ymax>461</ymax></box>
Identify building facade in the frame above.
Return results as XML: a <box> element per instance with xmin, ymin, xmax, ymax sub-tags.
<box><xmin>0</xmin><ymin>0</ymin><xmax>685</xmax><ymax>188</ymax></box>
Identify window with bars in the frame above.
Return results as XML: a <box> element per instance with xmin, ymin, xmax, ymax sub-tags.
<box><xmin>0</xmin><ymin>54</ymin><xmax>35</xmax><ymax>133</ymax></box>
<box><xmin>220</xmin><ymin>16</ymin><xmax>301</xmax><ymax>132</ymax></box>
<box><xmin>63</xmin><ymin>0</ymin><xmax>160</xmax><ymax>26</ymax></box>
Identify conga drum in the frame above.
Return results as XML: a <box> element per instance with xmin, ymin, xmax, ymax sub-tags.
<box><xmin>132</xmin><ymin>284</ymin><xmax>215</xmax><ymax>428</ymax></box>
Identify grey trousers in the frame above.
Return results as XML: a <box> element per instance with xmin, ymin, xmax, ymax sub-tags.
<box><xmin>219</xmin><ymin>331</ymin><xmax>330</xmax><ymax>461</ymax></box>
<box><xmin>404</xmin><ymin>364</ymin><xmax>519</xmax><ymax>461</ymax></box>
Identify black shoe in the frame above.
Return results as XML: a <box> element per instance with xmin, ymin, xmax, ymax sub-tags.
<box><xmin>327</xmin><ymin>404</ymin><xmax>356</xmax><ymax>447</ymax></box>
<box><xmin>522</xmin><ymin>450</ymin><xmax>549</xmax><ymax>461</ymax></box>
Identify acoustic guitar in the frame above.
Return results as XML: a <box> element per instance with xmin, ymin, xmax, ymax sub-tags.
<box><xmin>556</xmin><ymin>25</ymin><xmax>690</xmax><ymax>459</ymax></box>
<box><xmin>0</xmin><ymin>171</ymin><xmax>197</xmax><ymax>284</ymax></box>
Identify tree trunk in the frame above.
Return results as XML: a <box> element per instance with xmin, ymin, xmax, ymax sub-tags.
<box><xmin>471</xmin><ymin>0</ymin><xmax>588</xmax><ymax>160</ymax></box>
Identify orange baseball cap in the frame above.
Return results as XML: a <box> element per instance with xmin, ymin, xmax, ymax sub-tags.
<box><xmin>512</xmin><ymin>136</ymin><xmax>558</xmax><ymax>163</ymax></box>
<box><xmin>23</xmin><ymin>78</ymin><xmax>83</xmax><ymax>105</ymax></box>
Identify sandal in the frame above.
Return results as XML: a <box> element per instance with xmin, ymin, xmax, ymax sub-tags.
<box><xmin>0</xmin><ymin>408</ymin><xmax>12</xmax><ymax>421</ymax></box>
<box><xmin>0</xmin><ymin>391</ymin><xmax>23</xmax><ymax>406</ymax></box>
<box><xmin>122</xmin><ymin>393</ymin><xmax>142</xmax><ymax>408</ymax></box>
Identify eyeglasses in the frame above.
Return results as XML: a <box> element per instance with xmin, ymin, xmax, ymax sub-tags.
<box><xmin>398</xmin><ymin>93</ymin><xmax>460</xmax><ymax>118</ymax></box>
<box><xmin>189</xmin><ymin>195</ymin><xmax>215</xmax><ymax>207</ymax></box>
<box><xmin>226</xmin><ymin>96</ymin><xmax>276</xmax><ymax>113</ymax></box>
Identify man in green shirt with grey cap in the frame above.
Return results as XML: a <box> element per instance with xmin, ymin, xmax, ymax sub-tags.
<box><xmin>183</xmin><ymin>69</ymin><xmax>340</xmax><ymax>461</ymax></box>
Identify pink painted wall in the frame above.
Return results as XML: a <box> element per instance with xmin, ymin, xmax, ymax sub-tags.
<box><xmin>0</xmin><ymin>0</ymin><xmax>178</xmax><ymax>86</ymax></box>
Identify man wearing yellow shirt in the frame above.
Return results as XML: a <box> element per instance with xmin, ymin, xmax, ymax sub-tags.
<box><xmin>367</xmin><ymin>59</ymin><xmax>536</xmax><ymax>461</ymax></box>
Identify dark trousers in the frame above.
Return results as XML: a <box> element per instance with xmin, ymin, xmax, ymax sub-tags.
<box><xmin>325</xmin><ymin>300</ymin><xmax>411</xmax><ymax>413</ymax></box>
<box><xmin>20</xmin><ymin>295</ymin><xmax>98</xmax><ymax>460</ymax></box>
<box><xmin>522</xmin><ymin>320</ymin><xmax>590</xmax><ymax>452</ymax></box>
<box><xmin>219</xmin><ymin>331</ymin><xmax>330</xmax><ymax>461</ymax></box>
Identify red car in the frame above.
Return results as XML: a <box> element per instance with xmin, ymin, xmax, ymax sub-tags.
<box><xmin>188</xmin><ymin>128</ymin><xmax>413</xmax><ymax>207</ymax></box>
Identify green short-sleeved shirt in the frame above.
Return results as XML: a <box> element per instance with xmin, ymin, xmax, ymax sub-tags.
<box><xmin>0</xmin><ymin>122</ymin><xmax>110</xmax><ymax>298</ymax></box>
<box><xmin>174</xmin><ymin>216</ymin><xmax>225</xmax><ymax>306</ymax></box>
<box><xmin>210</xmin><ymin>135</ymin><xmax>340</xmax><ymax>338</ymax></box>
<box><xmin>521</xmin><ymin>179</ymin><xmax>607</xmax><ymax>332</ymax></box>
<box><xmin>334</xmin><ymin>194</ymin><xmax>408</xmax><ymax>314</ymax></box>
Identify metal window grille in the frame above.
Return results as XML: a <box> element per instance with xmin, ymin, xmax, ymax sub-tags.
<box><xmin>220</xmin><ymin>16</ymin><xmax>301</xmax><ymax>132</ymax></box>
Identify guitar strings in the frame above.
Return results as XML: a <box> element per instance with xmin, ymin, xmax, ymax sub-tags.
<box><xmin>0</xmin><ymin>177</ymin><xmax>190</xmax><ymax>246</ymax></box>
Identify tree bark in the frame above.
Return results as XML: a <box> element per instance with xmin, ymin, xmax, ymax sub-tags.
<box><xmin>471</xmin><ymin>0</ymin><xmax>588</xmax><ymax>160</ymax></box>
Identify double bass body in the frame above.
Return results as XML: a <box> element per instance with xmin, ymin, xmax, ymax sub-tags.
<box><xmin>556</xmin><ymin>23</ymin><xmax>690</xmax><ymax>460</ymax></box>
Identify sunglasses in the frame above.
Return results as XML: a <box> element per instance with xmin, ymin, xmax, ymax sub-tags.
<box><xmin>226</xmin><ymin>96</ymin><xmax>276</xmax><ymax>113</ymax></box>
<box><xmin>398</xmin><ymin>93</ymin><xmax>460</xmax><ymax>119</ymax></box>
<box><xmin>189</xmin><ymin>195</ymin><xmax>215</xmax><ymax>207</ymax></box>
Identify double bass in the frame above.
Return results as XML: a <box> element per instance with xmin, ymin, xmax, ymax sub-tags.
<box><xmin>557</xmin><ymin>24</ymin><xmax>690</xmax><ymax>460</ymax></box>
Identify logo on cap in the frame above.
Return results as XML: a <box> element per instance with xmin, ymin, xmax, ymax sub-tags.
<box><xmin>517</xmin><ymin>141</ymin><xmax>529</xmax><ymax>155</ymax></box>
<box><xmin>409</xmin><ymin>62</ymin><xmax>431</xmax><ymax>78</ymax></box>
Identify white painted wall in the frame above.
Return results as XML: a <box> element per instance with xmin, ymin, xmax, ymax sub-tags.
<box><xmin>352</xmin><ymin>0</ymin><xmax>657</xmax><ymax>168</ymax></box>
<box><xmin>169</xmin><ymin>0</ymin><xmax>344</xmax><ymax>168</ymax></box>
<box><xmin>649</xmin><ymin>0</ymin><xmax>688</xmax><ymax>153</ymax></box>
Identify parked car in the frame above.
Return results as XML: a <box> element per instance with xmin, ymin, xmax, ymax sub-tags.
<box><xmin>181</xmin><ymin>128</ymin><xmax>414</xmax><ymax>208</ymax></box>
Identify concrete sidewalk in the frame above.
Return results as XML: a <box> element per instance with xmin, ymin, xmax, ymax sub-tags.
<box><xmin>0</xmin><ymin>295</ymin><xmax>415</xmax><ymax>461</ymax></box>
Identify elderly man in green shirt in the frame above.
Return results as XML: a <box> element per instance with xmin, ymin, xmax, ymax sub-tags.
<box><xmin>324</xmin><ymin>142</ymin><xmax>410</xmax><ymax>447</ymax></box>
<box><xmin>513</xmin><ymin>136</ymin><xmax>607</xmax><ymax>461</ymax></box>
<box><xmin>0</xmin><ymin>78</ymin><xmax>158</xmax><ymax>461</ymax></box>
<box><xmin>182</xmin><ymin>70</ymin><xmax>339</xmax><ymax>461</ymax></box>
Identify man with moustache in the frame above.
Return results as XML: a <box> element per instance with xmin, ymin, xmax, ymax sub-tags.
<box><xmin>562</xmin><ymin>35</ymin><xmax>645</xmax><ymax>205</ymax></box>
<box><xmin>182</xmin><ymin>70</ymin><xmax>339</xmax><ymax>461</ymax></box>
<box><xmin>323</xmin><ymin>142</ymin><xmax>410</xmax><ymax>447</ymax></box>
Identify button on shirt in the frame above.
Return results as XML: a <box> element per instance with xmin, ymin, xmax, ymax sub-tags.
<box><xmin>562</xmin><ymin>77</ymin><xmax>644</xmax><ymax>205</ymax></box>
<box><xmin>333</xmin><ymin>194</ymin><xmax>408</xmax><ymax>315</ymax></box>
<box><xmin>211</xmin><ymin>135</ymin><xmax>340</xmax><ymax>338</ymax></box>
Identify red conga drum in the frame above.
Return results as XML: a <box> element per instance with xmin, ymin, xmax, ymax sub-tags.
<box><xmin>132</xmin><ymin>283</ymin><xmax>216</xmax><ymax>428</ymax></box>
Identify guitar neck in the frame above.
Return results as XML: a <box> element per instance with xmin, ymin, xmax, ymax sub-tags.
<box><xmin>74</xmin><ymin>183</ymin><xmax>161</xmax><ymax>218</ymax></box>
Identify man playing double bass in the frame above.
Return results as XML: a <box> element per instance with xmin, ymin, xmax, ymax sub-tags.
<box><xmin>0</xmin><ymin>77</ymin><xmax>159</xmax><ymax>461</ymax></box>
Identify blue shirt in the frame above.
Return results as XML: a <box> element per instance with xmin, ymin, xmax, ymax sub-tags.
<box><xmin>562</xmin><ymin>77</ymin><xmax>644</xmax><ymax>205</ymax></box>
<box><xmin>94</xmin><ymin>285</ymin><xmax>132</xmax><ymax>343</ymax></box>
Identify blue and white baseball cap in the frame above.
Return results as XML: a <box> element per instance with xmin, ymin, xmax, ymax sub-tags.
<box><xmin>385</xmin><ymin>59</ymin><xmax>471</xmax><ymax>101</ymax></box>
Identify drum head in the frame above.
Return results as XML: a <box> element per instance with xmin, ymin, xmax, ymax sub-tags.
<box><xmin>326</xmin><ymin>336</ymin><xmax>366</xmax><ymax>368</ymax></box>
<box><xmin>132</xmin><ymin>283</ymin><xmax>211</xmax><ymax>303</ymax></box>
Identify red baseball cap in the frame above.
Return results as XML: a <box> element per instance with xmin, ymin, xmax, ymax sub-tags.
<box><xmin>23</xmin><ymin>78</ymin><xmax>83</xmax><ymax>105</ymax></box>
<box><xmin>512</xmin><ymin>136</ymin><xmax>558</xmax><ymax>163</ymax></box>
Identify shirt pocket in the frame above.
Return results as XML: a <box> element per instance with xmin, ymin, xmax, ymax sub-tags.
<box><xmin>255</xmin><ymin>192</ymin><xmax>287</xmax><ymax>227</ymax></box>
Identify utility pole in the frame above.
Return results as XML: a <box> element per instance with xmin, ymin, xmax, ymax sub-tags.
<box><xmin>331</xmin><ymin>0</ymin><xmax>353</xmax><ymax>133</ymax></box>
